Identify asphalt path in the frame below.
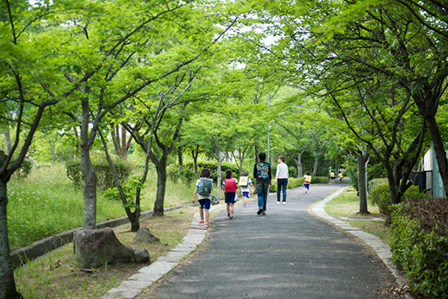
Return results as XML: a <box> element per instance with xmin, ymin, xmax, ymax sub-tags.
<box><xmin>143</xmin><ymin>183</ymin><xmax>400</xmax><ymax>299</ymax></box>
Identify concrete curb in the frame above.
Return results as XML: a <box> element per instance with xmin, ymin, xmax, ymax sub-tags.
<box><xmin>11</xmin><ymin>204</ymin><xmax>195</xmax><ymax>268</ymax></box>
<box><xmin>311</xmin><ymin>187</ymin><xmax>412</xmax><ymax>298</ymax></box>
<box><xmin>102</xmin><ymin>207</ymin><xmax>217</xmax><ymax>299</ymax></box>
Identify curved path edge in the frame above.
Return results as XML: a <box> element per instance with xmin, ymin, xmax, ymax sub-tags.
<box><xmin>102</xmin><ymin>206</ymin><xmax>215</xmax><ymax>299</ymax></box>
<box><xmin>310</xmin><ymin>187</ymin><xmax>413</xmax><ymax>299</ymax></box>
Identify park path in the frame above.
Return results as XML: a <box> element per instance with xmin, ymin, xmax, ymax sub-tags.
<box><xmin>136</xmin><ymin>183</ymin><xmax>403</xmax><ymax>299</ymax></box>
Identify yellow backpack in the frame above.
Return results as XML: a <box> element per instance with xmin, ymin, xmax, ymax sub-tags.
<box><xmin>304</xmin><ymin>175</ymin><xmax>312</xmax><ymax>183</ymax></box>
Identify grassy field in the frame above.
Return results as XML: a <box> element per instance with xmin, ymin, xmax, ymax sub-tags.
<box><xmin>324</xmin><ymin>186</ymin><xmax>392</xmax><ymax>244</ymax></box>
<box><xmin>8</xmin><ymin>164</ymin><xmax>194</xmax><ymax>250</ymax></box>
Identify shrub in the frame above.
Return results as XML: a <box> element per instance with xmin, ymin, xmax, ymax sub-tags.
<box><xmin>391</xmin><ymin>197</ymin><xmax>448</xmax><ymax>297</ymax></box>
<box><xmin>370</xmin><ymin>184</ymin><xmax>430</xmax><ymax>217</ymax></box>
<box><xmin>169</xmin><ymin>161</ymin><xmax>242</xmax><ymax>184</ymax></box>
<box><xmin>13</xmin><ymin>159</ymin><xmax>33</xmax><ymax>179</ymax></box>
<box><xmin>368</xmin><ymin>178</ymin><xmax>388</xmax><ymax>194</ymax></box>
<box><xmin>65</xmin><ymin>159</ymin><xmax>132</xmax><ymax>190</ymax></box>
<box><xmin>103</xmin><ymin>176</ymin><xmax>144</xmax><ymax>210</ymax></box>
<box><xmin>370</xmin><ymin>185</ymin><xmax>391</xmax><ymax>215</ymax></box>
<box><xmin>268</xmin><ymin>176</ymin><xmax>327</xmax><ymax>192</ymax></box>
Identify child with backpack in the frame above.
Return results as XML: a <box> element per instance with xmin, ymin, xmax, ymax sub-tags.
<box><xmin>239</xmin><ymin>171</ymin><xmax>254</xmax><ymax>207</ymax></box>
<box><xmin>223</xmin><ymin>169</ymin><xmax>238</xmax><ymax>219</ymax></box>
<box><xmin>303</xmin><ymin>171</ymin><xmax>312</xmax><ymax>194</ymax></box>
<box><xmin>192</xmin><ymin>168</ymin><xmax>213</xmax><ymax>227</ymax></box>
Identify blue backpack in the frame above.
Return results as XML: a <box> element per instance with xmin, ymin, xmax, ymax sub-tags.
<box><xmin>198</xmin><ymin>178</ymin><xmax>213</xmax><ymax>196</ymax></box>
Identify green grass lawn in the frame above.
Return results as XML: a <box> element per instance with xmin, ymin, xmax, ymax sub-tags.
<box><xmin>7</xmin><ymin>164</ymin><xmax>193</xmax><ymax>250</ymax></box>
<box><xmin>324</xmin><ymin>187</ymin><xmax>392</xmax><ymax>244</ymax></box>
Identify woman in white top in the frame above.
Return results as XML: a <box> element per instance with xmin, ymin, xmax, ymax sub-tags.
<box><xmin>275</xmin><ymin>156</ymin><xmax>289</xmax><ymax>204</ymax></box>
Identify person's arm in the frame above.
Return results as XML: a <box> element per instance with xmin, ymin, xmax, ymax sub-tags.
<box><xmin>268</xmin><ymin>163</ymin><xmax>272</xmax><ymax>185</ymax></box>
<box><xmin>192</xmin><ymin>180</ymin><xmax>198</xmax><ymax>203</ymax></box>
<box><xmin>275</xmin><ymin>165</ymin><xmax>279</xmax><ymax>184</ymax></box>
<box><xmin>192</xmin><ymin>189</ymin><xmax>197</xmax><ymax>203</ymax></box>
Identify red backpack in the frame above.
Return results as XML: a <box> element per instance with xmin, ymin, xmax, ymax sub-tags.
<box><xmin>224</xmin><ymin>178</ymin><xmax>237</xmax><ymax>192</ymax></box>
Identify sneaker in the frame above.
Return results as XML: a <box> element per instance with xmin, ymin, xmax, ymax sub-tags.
<box><xmin>230</xmin><ymin>212</ymin><xmax>234</xmax><ymax>219</ymax></box>
<box><xmin>261</xmin><ymin>211</ymin><xmax>266</xmax><ymax>215</ymax></box>
<box><xmin>198</xmin><ymin>219</ymin><xmax>204</xmax><ymax>224</ymax></box>
<box><xmin>243</xmin><ymin>203</ymin><xmax>247</xmax><ymax>207</ymax></box>
<box><xmin>204</xmin><ymin>222</ymin><xmax>209</xmax><ymax>227</ymax></box>
<box><xmin>227</xmin><ymin>213</ymin><xmax>230</xmax><ymax>218</ymax></box>
<box><xmin>282</xmin><ymin>202</ymin><xmax>286</xmax><ymax>205</ymax></box>
<box><xmin>257</xmin><ymin>208</ymin><xmax>263</xmax><ymax>215</ymax></box>
<box><xmin>276</xmin><ymin>201</ymin><xmax>280</xmax><ymax>205</ymax></box>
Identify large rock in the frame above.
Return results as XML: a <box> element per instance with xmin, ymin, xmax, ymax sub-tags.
<box><xmin>134</xmin><ymin>227</ymin><xmax>160</xmax><ymax>244</ymax></box>
<box><xmin>73</xmin><ymin>227</ymin><xmax>150</xmax><ymax>268</ymax></box>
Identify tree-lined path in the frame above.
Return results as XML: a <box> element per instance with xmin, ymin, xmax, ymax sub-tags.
<box><xmin>138</xmin><ymin>184</ymin><xmax>402</xmax><ymax>299</ymax></box>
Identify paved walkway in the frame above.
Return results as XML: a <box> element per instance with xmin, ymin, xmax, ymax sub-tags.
<box><xmin>105</xmin><ymin>184</ymin><xmax>408</xmax><ymax>299</ymax></box>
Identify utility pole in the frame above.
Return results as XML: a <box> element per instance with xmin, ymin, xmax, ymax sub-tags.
<box><xmin>267</xmin><ymin>94</ymin><xmax>270</xmax><ymax>162</ymax></box>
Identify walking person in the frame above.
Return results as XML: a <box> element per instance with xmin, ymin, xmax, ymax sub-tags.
<box><xmin>253</xmin><ymin>152</ymin><xmax>272</xmax><ymax>216</ymax></box>
<box><xmin>192</xmin><ymin>168</ymin><xmax>213</xmax><ymax>227</ymax></box>
<box><xmin>239</xmin><ymin>171</ymin><xmax>254</xmax><ymax>207</ymax></box>
<box><xmin>338</xmin><ymin>171</ymin><xmax>344</xmax><ymax>183</ymax></box>
<box><xmin>275</xmin><ymin>155</ymin><xmax>289</xmax><ymax>205</ymax></box>
<box><xmin>223</xmin><ymin>169</ymin><xmax>238</xmax><ymax>219</ymax></box>
<box><xmin>303</xmin><ymin>171</ymin><xmax>312</xmax><ymax>194</ymax></box>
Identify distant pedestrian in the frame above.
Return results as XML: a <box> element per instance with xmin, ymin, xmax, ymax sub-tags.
<box><xmin>223</xmin><ymin>169</ymin><xmax>238</xmax><ymax>219</ymax></box>
<box><xmin>239</xmin><ymin>171</ymin><xmax>255</xmax><ymax>207</ymax></box>
<box><xmin>329</xmin><ymin>170</ymin><xmax>335</xmax><ymax>183</ymax></box>
<box><xmin>275</xmin><ymin>155</ymin><xmax>289</xmax><ymax>205</ymax></box>
<box><xmin>253</xmin><ymin>152</ymin><xmax>272</xmax><ymax>216</ymax></box>
<box><xmin>338</xmin><ymin>171</ymin><xmax>344</xmax><ymax>183</ymax></box>
<box><xmin>303</xmin><ymin>171</ymin><xmax>312</xmax><ymax>194</ymax></box>
<box><xmin>192</xmin><ymin>168</ymin><xmax>213</xmax><ymax>227</ymax></box>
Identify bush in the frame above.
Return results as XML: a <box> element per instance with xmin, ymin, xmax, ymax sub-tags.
<box><xmin>268</xmin><ymin>176</ymin><xmax>328</xmax><ymax>192</ymax></box>
<box><xmin>370</xmin><ymin>185</ymin><xmax>391</xmax><ymax>215</ymax></box>
<box><xmin>370</xmin><ymin>184</ymin><xmax>430</xmax><ymax>217</ymax></box>
<box><xmin>169</xmin><ymin>161</ymin><xmax>242</xmax><ymax>184</ymax></box>
<box><xmin>368</xmin><ymin>178</ymin><xmax>388</xmax><ymax>194</ymax></box>
<box><xmin>391</xmin><ymin>197</ymin><xmax>448</xmax><ymax>297</ymax></box>
<box><xmin>14</xmin><ymin>159</ymin><xmax>33</xmax><ymax>179</ymax></box>
<box><xmin>65</xmin><ymin>159</ymin><xmax>132</xmax><ymax>190</ymax></box>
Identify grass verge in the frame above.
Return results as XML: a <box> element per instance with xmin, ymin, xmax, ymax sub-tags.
<box><xmin>15</xmin><ymin>206</ymin><xmax>198</xmax><ymax>299</ymax></box>
<box><xmin>8</xmin><ymin>164</ymin><xmax>194</xmax><ymax>250</ymax></box>
<box><xmin>324</xmin><ymin>186</ymin><xmax>392</xmax><ymax>244</ymax></box>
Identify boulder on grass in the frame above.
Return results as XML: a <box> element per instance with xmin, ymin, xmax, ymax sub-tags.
<box><xmin>134</xmin><ymin>227</ymin><xmax>160</xmax><ymax>244</ymax></box>
<box><xmin>73</xmin><ymin>227</ymin><xmax>150</xmax><ymax>269</ymax></box>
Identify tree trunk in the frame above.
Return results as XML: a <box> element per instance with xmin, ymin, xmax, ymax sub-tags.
<box><xmin>312</xmin><ymin>155</ymin><xmax>319</xmax><ymax>176</ymax></box>
<box><xmin>153</xmin><ymin>157</ymin><xmax>167</xmax><ymax>216</ymax></box>
<box><xmin>357</xmin><ymin>153</ymin><xmax>370</xmax><ymax>214</ymax></box>
<box><xmin>216</xmin><ymin>147</ymin><xmax>223</xmax><ymax>200</ymax></box>
<box><xmin>424</xmin><ymin>114</ymin><xmax>448</xmax><ymax>198</ymax></box>
<box><xmin>178</xmin><ymin>145</ymin><xmax>183</xmax><ymax>169</ymax></box>
<box><xmin>191</xmin><ymin>145</ymin><xmax>199</xmax><ymax>173</ymax></box>
<box><xmin>297</xmin><ymin>153</ymin><xmax>303</xmax><ymax>178</ymax></box>
<box><xmin>3</xmin><ymin>128</ymin><xmax>11</xmax><ymax>154</ymax></box>
<box><xmin>48</xmin><ymin>139</ymin><xmax>56</xmax><ymax>166</ymax></box>
<box><xmin>80</xmin><ymin>101</ymin><xmax>97</xmax><ymax>230</ymax></box>
<box><xmin>0</xmin><ymin>157</ymin><xmax>21</xmax><ymax>299</ymax></box>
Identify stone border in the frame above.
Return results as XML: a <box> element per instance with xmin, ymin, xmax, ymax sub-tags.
<box><xmin>10</xmin><ymin>204</ymin><xmax>195</xmax><ymax>268</ymax></box>
<box><xmin>103</xmin><ymin>210</ymin><xmax>209</xmax><ymax>299</ymax></box>
<box><xmin>311</xmin><ymin>187</ymin><xmax>413</xmax><ymax>299</ymax></box>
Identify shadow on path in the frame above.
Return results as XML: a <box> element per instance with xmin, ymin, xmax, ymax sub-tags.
<box><xmin>141</xmin><ymin>184</ymin><xmax>403</xmax><ymax>299</ymax></box>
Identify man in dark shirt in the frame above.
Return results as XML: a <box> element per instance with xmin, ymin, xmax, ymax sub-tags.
<box><xmin>253</xmin><ymin>152</ymin><xmax>272</xmax><ymax>215</ymax></box>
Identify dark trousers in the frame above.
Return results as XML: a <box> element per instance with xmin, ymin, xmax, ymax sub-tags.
<box><xmin>277</xmin><ymin>178</ymin><xmax>288</xmax><ymax>202</ymax></box>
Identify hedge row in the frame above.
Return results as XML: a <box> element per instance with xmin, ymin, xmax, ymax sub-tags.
<box><xmin>368</xmin><ymin>180</ymin><xmax>447</xmax><ymax>297</ymax></box>
<box><xmin>269</xmin><ymin>176</ymin><xmax>329</xmax><ymax>192</ymax></box>
<box><xmin>65</xmin><ymin>159</ymin><xmax>132</xmax><ymax>190</ymax></box>
<box><xmin>391</xmin><ymin>197</ymin><xmax>448</xmax><ymax>297</ymax></box>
